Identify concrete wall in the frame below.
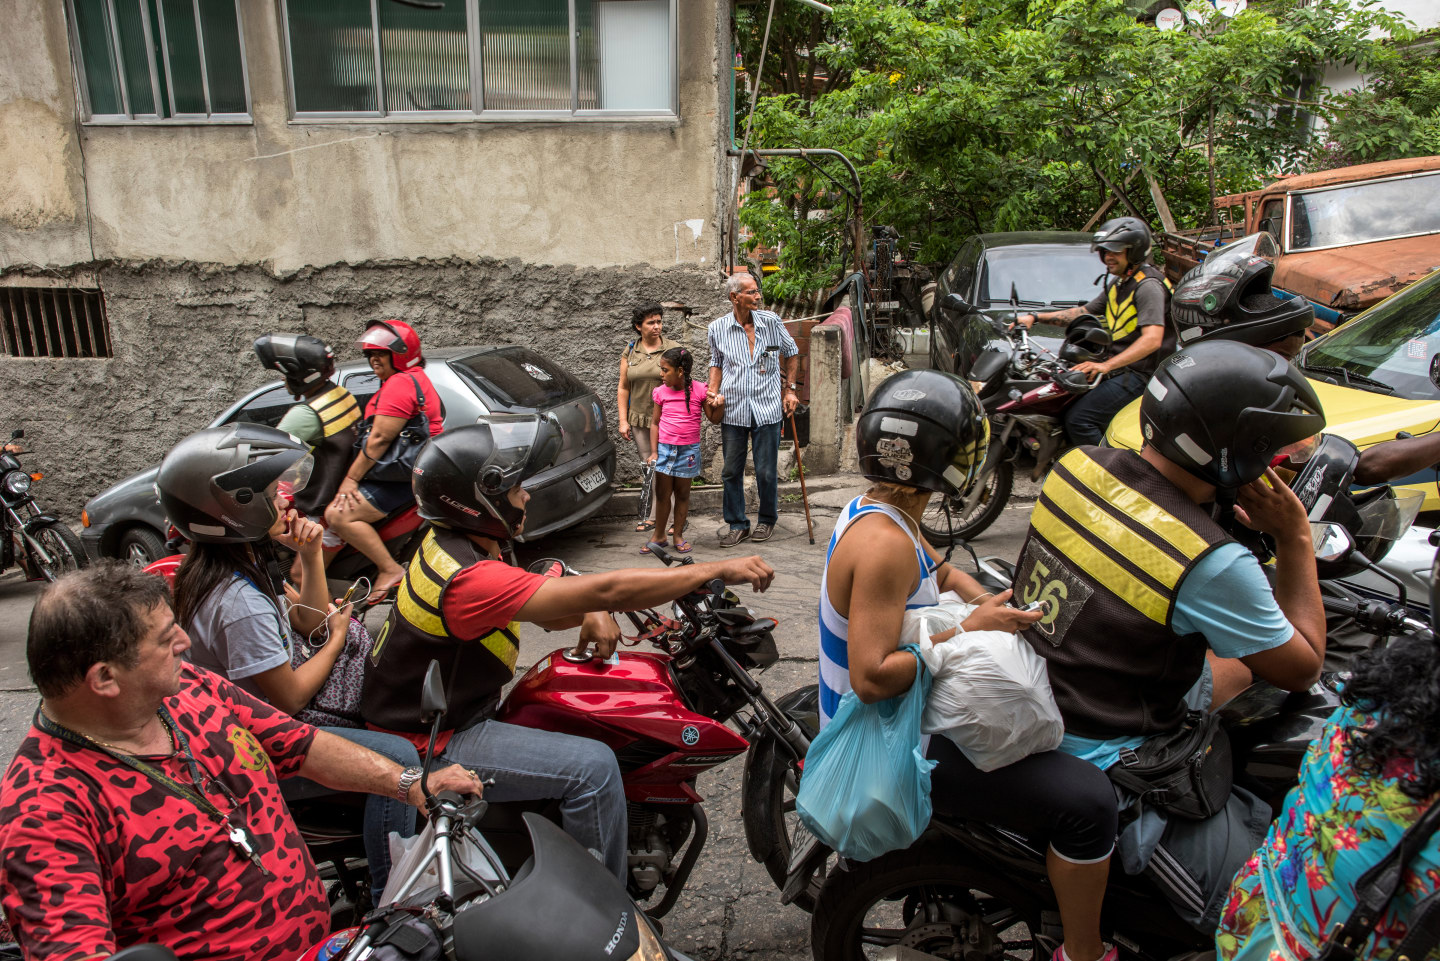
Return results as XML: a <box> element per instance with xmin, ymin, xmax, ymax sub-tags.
<box><xmin>0</xmin><ymin>0</ymin><xmax>727</xmax><ymax>273</ymax></box>
<box><xmin>0</xmin><ymin>259</ymin><xmax>732</xmax><ymax>517</ymax></box>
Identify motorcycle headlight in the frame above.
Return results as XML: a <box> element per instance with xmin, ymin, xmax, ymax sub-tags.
<box><xmin>3</xmin><ymin>472</ymin><xmax>31</xmax><ymax>496</ymax></box>
<box><xmin>627</xmin><ymin>912</ymin><xmax>669</xmax><ymax>961</ymax></box>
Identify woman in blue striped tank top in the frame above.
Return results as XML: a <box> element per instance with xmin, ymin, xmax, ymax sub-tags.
<box><xmin>821</xmin><ymin>370</ymin><xmax>1122</xmax><ymax>961</ymax></box>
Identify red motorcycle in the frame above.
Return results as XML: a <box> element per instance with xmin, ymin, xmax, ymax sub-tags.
<box><xmin>480</xmin><ymin>544</ymin><xmax>821</xmax><ymax>915</ymax></box>
<box><xmin>920</xmin><ymin>313</ymin><xmax>1112</xmax><ymax>544</ymax></box>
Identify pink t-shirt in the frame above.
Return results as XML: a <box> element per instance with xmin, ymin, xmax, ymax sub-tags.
<box><xmin>652</xmin><ymin>381</ymin><xmax>708</xmax><ymax>446</ymax></box>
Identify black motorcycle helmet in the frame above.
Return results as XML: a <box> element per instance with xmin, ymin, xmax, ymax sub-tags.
<box><xmin>412</xmin><ymin>416</ymin><xmax>564</xmax><ymax>540</ymax></box>
<box><xmin>1058</xmin><ymin>317</ymin><xmax>1111</xmax><ymax>365</ymax></box>
<box><xmin>1140</xmin><ymin>341</ymin><xmax>1326</xmax><ymax>491</ymax></box>
<box><xmin>857</xmin><ymin>369</ymin><xmax>989</xmax><ymax>496</ymax></box>
<box><xmin>254</xmin><ymin>333</ymin><xmax>338</xmax><ymax>396</ymax></box>
<box><xmin>1171</xmin><ymin>256</ymin><xmax>1314</xmax><ymax>351</ymax></box>
<box><xmin>156</xmin><ymin>424</ymin><xmax>313</xmax><ymax>543</ymax></box>
<box><xmin>1092</xmin><ymin>216</ymin><xmax>1153</xmax><ymax>267</ymax></box>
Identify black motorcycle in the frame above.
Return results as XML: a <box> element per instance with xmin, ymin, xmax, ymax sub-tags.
<box><xmin>1</xmin><ymin>429</ymin><xmax>86</xmax><ymax>582</ymax></box>
<box><xmin>799</xmin><ymin>521</ymin><xmax>1428</xmax><ymax>961</ymax></box>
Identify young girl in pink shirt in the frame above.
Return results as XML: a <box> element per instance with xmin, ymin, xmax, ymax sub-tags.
<box><xmin>644</xmin><ymin>347</ymin><xmax>708</xmax><ymax>554</ymax></box>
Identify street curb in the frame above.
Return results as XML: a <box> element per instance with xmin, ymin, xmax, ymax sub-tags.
<box><xmin>595</xmin><ymin>474</ymin><xmax>871</xmax><ymax>518</ymax></box>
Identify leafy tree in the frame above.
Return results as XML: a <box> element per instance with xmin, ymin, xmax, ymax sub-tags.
<box><xmin>1321</xmin><ymin>42</ymin><xmax>1440</xmax><ymax>164</ymax></box>
<box><xmin>737</xmin><ymin>0</ymin><xmax>1411</xmax><ymax>300</ymax></box>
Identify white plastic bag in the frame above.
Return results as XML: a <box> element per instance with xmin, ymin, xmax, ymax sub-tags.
<box><xmin>903</xmin><ymin>594</ymin><xmax>1064</xmax><ymax>772</ymax></box>
<box><xmin>379</xmin><ymin>820</ymin><xmax>502</xmax><ymax>907</ymax></box>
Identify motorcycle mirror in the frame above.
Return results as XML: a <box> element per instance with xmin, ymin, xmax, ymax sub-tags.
<box><xmin>1430</xmin><ymin>353</ymin><xmax>1440</xmax><ymax>393</ymax></box>
<box><xmin>10</xmin><ymin>428</ymin><xmax>22</xmax><ymax>440</ymax></box>
<box><xmin>109</xmin><ymin>948</ymin><xmax>180</xmax><ymax>961</ymax></box>
<box><xmin>968</xmin><ymin>346</ymin><xmax>1010</xmax><ymax>384</ymax></box>
<box><xmin>526</xmin><ymin>557</ymin><xmax>575</xmax><ymax>578</ymax></box>
<box><xmin>421</xmin><ymin>660</ymin><xmax>447</xmax><ymax>720</ymax></box>
<box><xmin>1310</xmin><ymin>521</ymin><xmax>1354</xmax><ymax>564</ymax></box>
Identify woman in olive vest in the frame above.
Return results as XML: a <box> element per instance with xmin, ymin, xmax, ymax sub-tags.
<box><xmin>616</xmin><ymin>302</ymin><xmax>679</xmax><ymax>533</ymax></box>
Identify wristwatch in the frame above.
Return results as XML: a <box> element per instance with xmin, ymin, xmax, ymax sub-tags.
<box><xmin>396</xmin><ymin>766</ymin><xmax>423</xmax><ymax>802</ymax></box>
<box><xmin>786</xmin><ymin>383</ymin><xmax>798</xmax><ymax>390</ymax></box>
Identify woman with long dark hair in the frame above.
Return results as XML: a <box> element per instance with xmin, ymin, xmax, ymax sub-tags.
<box><xmin>157</xmin><ymin>423</ymin><xmax>421</xmax><ymax>895</ymax></box>
<box><xmin>1217</xmin><ymin>597</ymin><xmax>1440</xmax><ymax>959</ymax></box>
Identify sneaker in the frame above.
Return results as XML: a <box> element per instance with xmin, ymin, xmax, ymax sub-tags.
<box><xmin>752</xmin><ymin>522</ymin><xmax>774</xmax><ymax>543</ymax></box>
<box><xmin>719</xmin><ymin>527</ymin><xmax>750</xmax><ymax>548</ymax></box>
<box><xmin>1051</xmin><ymin>945</ymin><xmax>1118</xmax><ymax>961</ymax></box>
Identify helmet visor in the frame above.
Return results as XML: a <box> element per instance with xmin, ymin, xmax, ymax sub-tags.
<box><xmin>1354</xmin><ymin>487</ymin><xmax>1424</xmax><ymax>564</ymax></box>
<box><xmin>475</xmin><ymin>416</ymin><xmax>563</xmax><ymax>496</ymax></box>
<box><xmin>273</xmin><ymin>452</ymin><xmax>314</xmax><ymax>503</ymax></box>
<box><xmin>357</xmin><ymin>324</ymin><xmax>400</xmax><ymax>353</ymax></box>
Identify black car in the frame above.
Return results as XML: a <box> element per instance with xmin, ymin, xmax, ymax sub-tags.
<box><xmin>80</xmin><ymin>346</ymin><xmax>616</xmax><ymax>565</ymax></box>
<box><xmin>930</xmin><ymin>231</ymin><xmax>1104</xmax><ymax>376</ymax></box>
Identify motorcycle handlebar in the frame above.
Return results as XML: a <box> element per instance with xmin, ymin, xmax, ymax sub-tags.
<box><xmin>1322</xmin><ymin>593</ymin><xmax>1413</xmax><ymax>635</ymax></box>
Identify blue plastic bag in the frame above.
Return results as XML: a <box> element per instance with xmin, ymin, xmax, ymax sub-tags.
<box><xmin>795</xmin><ymin>645</ymin><xmax>936</xmax><ymax>861</ymax></box>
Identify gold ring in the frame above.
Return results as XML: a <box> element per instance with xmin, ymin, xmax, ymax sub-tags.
<box><xmin>468</xmin><ymin>769</ymin><xmax>480</xmax><ymax>780</ymax></box>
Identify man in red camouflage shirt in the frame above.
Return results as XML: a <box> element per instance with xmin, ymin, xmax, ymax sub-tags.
<box><xmin>0</xmin><ymin>563</ymin><xmax>476</xmax><ymax>961</ymax></box>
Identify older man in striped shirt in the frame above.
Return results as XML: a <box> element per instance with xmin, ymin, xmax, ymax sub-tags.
<box><xmin>706</xmin><ymin>273</ymin><xmax>800</xmax><ymax>548</ymax></box>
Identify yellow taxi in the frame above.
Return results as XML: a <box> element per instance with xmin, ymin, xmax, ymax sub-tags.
<box><xmin>1104</xmin><ymin>267</ymin><xmax>1440</xmax><ymax>509</ymax></box>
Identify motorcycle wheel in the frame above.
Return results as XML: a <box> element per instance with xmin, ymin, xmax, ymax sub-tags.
<box><xmin>118</xmin><ymin>526</ymin><xmax>167</xmax><ymax>567</ymax></box>
<box><xmin>741</xmin><ymin>687</ymin><xmax>822</xmax><ymax>912</ymax></box>
<box><xmin>920</xmin><ymin>459</ymin><xmax>1014</xmax><ymax>545</ymax></box>
<box><xmin>811</xmin><ymin>846</ymin><xmax>1045</xmax><ymax>961</ymax></box>
<box><xmin>30</xmin><ymin>521</ymin><xmax>86</xmax><ymax>582</ymax></box>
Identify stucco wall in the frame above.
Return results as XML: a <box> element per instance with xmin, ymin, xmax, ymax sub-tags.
<box><xmin>0</xmin><ymin>259</ymin><xmax>729</xmax><ymax>518</ymax></box>
<box><xmin>0</xmin><ymin>0</ymin><xmax>727</xmax><ymax>273</ymax></box>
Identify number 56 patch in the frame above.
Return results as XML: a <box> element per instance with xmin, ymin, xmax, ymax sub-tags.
<box><xmin>1016</xmin><ymin>540</ymin><xmax>1093</xmax><ymax>647</ymax></box>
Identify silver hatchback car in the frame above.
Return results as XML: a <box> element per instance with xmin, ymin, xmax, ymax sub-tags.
<box><xmin>80</xmin><ymin>346</ymin><xmax>616</xmax><ymax>565</ymax></box>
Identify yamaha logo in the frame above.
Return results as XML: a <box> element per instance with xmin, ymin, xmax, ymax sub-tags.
<box><xmin>681</xmin><ymin>725</ymin><xmax>700</xmax><ymax>746</ymax></box>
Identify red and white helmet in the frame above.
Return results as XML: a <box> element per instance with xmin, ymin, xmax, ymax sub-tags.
<box><xmin>357</xmin><ymin>319</ymin><xmax>423</xmax><ymax>370</ymax></box>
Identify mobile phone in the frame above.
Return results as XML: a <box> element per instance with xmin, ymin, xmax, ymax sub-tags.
<box><xmin>1018</xmin><ymin>599</ymin><xmax>1047</xmax><ymax>614</ymax></box>
<box><xmin>339</xmin><ymin>578</ymin><xmax>366</xmax><ymax>607</ymax></box>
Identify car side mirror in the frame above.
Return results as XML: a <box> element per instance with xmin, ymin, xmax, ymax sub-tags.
<box><xmin>420</xmin><ymin>659</ymin><xmax>447</xmax><ymax>721</ymax></box>
<box><xmin>1430</xmin><ymin>353</ymin><xmax>1440</xmax><ymax>393</ymax></box>
<box><xmin>10</xmin><ymin>428</ymin><xmax>22</xmax><ymax>440</ymax></box>
<box><xmin>942</xmin><ymin>292</ymin><xmax>975</xmax><ymax>314</ymax></box>
<box><xmin>1310</xmin><ymin>521</ymin><xmax>1354</xmax><ymax>564</ymax></box>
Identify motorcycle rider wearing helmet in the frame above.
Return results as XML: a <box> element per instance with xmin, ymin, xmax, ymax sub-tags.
<box><xmin>1173</xmin><ymin>250</ymin><xmax>1440</xmax><ymax>491</ymax></box>
<box><xmin>1015</xmin><ymin>216</ymin><xmax>1174</xmax><ymax>447</ymax></box>
<box><xmin>823</xmin><ymin>369</ymin><xmax>1132</xmax><ymax>961</ymax></box>
<box><xmin>156</xmin><ymin>424</ymin><xmax>446</xmax><ymax>894</ymax></box>
<box><xmin>360</xmin><ymin>419</ymin><xmax>777</xmax><ymax>882</ymax></box>
<box><xmin>327</xmin><ymin>319</ymin><xmax>444</xmax><ymax>606</ymax></box>
<box><xmin>253</xmin><ymin>333</ymin><xmax>362</xmax><ymax>561</ymax></box>
<box><xmin>1014</xmin><ymin>341</ymin><xmax>1328</xmax><ymax>931</ymax></box>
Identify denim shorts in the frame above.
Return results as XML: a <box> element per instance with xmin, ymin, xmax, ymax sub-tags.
<box><xmin>655</xmin><ymin>442</ymin><xmax>701</xmax><ymax>479</ymax></box>
<box><xmin>357</xmin><ymin>478</ymin><xmax>415</xmax><ymax>516</ymax></box>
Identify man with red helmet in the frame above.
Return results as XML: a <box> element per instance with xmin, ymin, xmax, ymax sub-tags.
<box><xmin>327</xmin><ymin>320</ymin><xmax>444</xmax><ymax>605</ymax></box>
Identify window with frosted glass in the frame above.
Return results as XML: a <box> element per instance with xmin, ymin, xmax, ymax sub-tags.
<box><xmin>67</xmin><ymin>0</ymin><xmax>250</xmax><ymax>120</ymax></box>
<box><xmin>283</xmin><ymin>0</ymin><xmax>674</xmax><ymax>118</ymax></box>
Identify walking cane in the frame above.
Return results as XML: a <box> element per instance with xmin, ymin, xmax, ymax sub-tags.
<box><xmin>789</xmin><ymin>411</ymin><xmax>815</xmax><ymax>545</ymax></box>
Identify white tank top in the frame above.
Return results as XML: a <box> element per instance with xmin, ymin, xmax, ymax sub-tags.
<box><xmin>817</xmin><ymin>496</ymin><xmax>940</xmax><ymax>728</ymax></box>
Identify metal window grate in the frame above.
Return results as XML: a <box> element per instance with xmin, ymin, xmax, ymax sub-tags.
<box><xmin>0</xmin><ymin>287</ymin><xmax>112</xmax><ymax>359</ymax></box>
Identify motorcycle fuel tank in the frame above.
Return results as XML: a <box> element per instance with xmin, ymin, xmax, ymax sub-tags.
<box><xmin>501</xmin><ymin>650</ymin><xmax>748</xmax><ymax>804</ymax></box>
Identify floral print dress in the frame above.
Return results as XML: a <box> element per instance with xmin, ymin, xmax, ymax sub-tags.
<box><xmin>1217</xmin><ymin>706</ymin><xmax>1440</xmax><ymax>961</ymax></box>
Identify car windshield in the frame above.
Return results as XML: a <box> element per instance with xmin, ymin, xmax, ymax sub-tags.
<box><xmin>979</xmin><ymin>245</ymin><xmax>1102</xmax><ymax>307</ymax></box>
<box><xmin>1301</xmin><ymin>270</ymin><xmax>1440</xmax><ymax>401</ymax></box>
<box><xmin>450</xmin><ymin>347</ymin><xmax>590</xmax><ymax>411</ymax></box>
<box><xmin>1289</xmin><ymin>171</ymin><xmax>1440</xmax><ymax>251</ymax></box>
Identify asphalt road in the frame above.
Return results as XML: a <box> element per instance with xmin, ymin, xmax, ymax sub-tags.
<box><xmin>0</xmin><ymin>481</ymin><xmax>1036</xmax><ymax>960</ymax></box>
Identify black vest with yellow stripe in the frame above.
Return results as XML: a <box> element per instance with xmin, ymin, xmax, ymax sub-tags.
<box><xmin>1102</xmin><ymin>266</ymin><xmax>1173</xmax><ymax>375</ymax></box>
<box><xmin>361</xmin><ymin>528</ymin><xmax>521</xmax><ymax>733</ymax></box>
<box><xmin>1016</xmin><ymin>446</ymin><xmax>1231</xmax><ymax>739</ymax></box>
<box><xmin>293</xmin><ymin>384</ymin><xmax>361</xmax><ymax>516</ymax></box>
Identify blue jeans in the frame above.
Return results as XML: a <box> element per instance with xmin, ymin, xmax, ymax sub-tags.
<box><xmin>438</xmin><ymin>719</ymin><xmax>627</xmax><ymax>880</ymax></box>
<box><xmin>721</xmin><ymin>419</ymin><xmax>782</xmax><ymax>530</ymax></box>
<box><xmin>1063</xmin><ymin>368</ymin><xmax>1149</xmax><ymax>448</ymax></box>
<box><xmin>282</xmin><ymin>726</ymin><xmax>420</xmax><ymax>894</ymax></box>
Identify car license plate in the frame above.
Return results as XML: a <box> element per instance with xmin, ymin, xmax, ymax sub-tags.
<box><xmin>576</xmin><ymin>465</ymin><xmax>607</xmax><ymax>494</ymax></box>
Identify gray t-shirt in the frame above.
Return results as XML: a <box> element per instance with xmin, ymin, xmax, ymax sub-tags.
<box><xmin>184</xmin><ymin>577</ymin><xmax>291</xmax><ymax>701</ymax></box>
